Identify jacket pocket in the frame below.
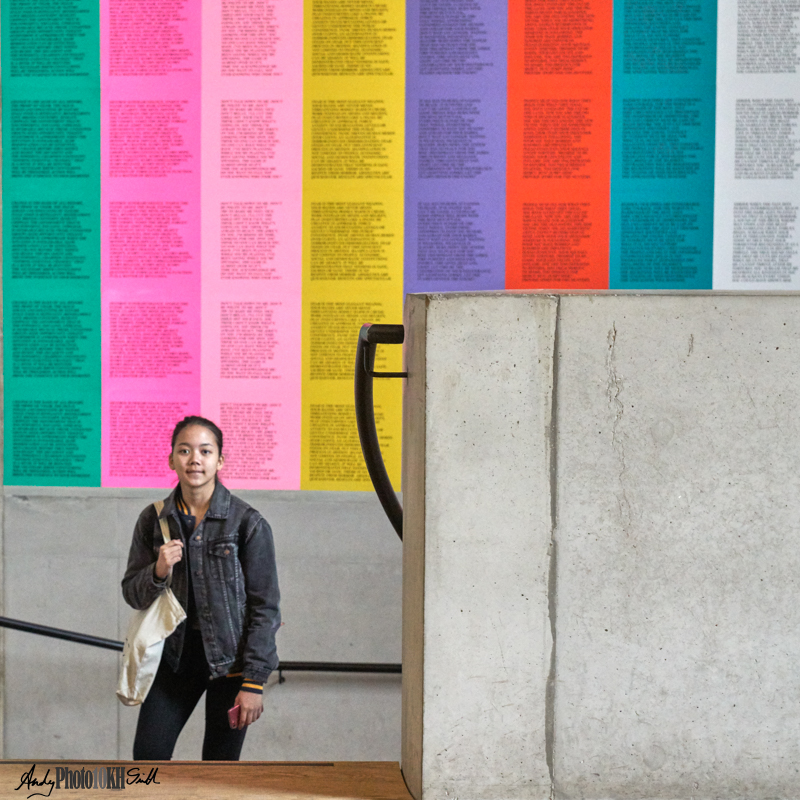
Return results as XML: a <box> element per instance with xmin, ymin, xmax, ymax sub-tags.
<box><xmin>207</xmin><ymin>540</ymin><xmax>239</xmax><ymax>583</ymax></box>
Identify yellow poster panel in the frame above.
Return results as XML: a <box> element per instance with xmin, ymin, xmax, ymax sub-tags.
<box><xmin>301</xmin><ymin>0</ymin><xmax>405</xmax><ymax>491</ymax></box>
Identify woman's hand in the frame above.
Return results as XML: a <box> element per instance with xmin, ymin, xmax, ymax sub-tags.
<box><xmin>155</xmin><ymin>540</ymin><xmax>184</xmax><ymax>580</ymax></box>
<box><xmin>234</xmin><ymin>690</ymin><xmax>264</xmax><ymax>729</ymax></box>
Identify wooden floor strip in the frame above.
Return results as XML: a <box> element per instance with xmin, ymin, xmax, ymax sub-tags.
<box><xmin>0</xmin><ymin>760</ymin><xmax>414</xmax><ymax>800</ymax></box>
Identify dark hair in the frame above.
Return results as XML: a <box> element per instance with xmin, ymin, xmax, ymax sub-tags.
<box><xmin>171</xmin><ymin>415</ymin><xmax>223</xmax><ymax>454</ymax></box>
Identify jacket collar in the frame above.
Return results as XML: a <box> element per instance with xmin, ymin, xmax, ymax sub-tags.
<box><xmin>159</xmin><ymin>481</ymin><xmax>231</xmax><ymax>519</ymax></box>
<box><xmin>207</xmin><ymin>482</ymin><xmax>231</xmax><ymax>518</ymax></box>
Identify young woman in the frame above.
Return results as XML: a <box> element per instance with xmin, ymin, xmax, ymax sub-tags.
<box><xmin>122</xmin><ymin>416</ymin><xmax>280</xmax><ymax>760</ymax></box>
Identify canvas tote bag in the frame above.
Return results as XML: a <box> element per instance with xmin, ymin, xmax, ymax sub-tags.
<box><xmin>116</xmin><ymin>501</ymin><xmax>187</xmax><ymax>706</ymax></box>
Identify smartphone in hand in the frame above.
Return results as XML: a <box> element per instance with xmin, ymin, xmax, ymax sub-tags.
<box><xmin>228</xmin><ymin>704</ymin><xmax>240</xmax><ymax>729</ymax></box>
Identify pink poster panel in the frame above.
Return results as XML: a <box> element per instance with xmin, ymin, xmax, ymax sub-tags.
<box><xmin>200</xmin><ymin>0</ymin><xmax>303</xmax><ymax>489</ymax></box>
<box><xmin>101</xmin><ymin>0</ymin><xmax>202</xmax><ymax>487</ymax></box>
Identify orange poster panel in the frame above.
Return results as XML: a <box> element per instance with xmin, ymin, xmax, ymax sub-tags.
<box><xmin>507</xmin><ymin>0</ymin><xmax>612</xmax><ymax>289</ymax></box>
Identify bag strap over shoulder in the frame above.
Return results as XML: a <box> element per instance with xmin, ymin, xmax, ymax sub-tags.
<box><xmin>153</xmin><ymin>500</ymin><xmax>171</xmax><ymax>543</ymax></box>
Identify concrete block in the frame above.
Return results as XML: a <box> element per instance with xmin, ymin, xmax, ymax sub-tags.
<box><xmin>401</xmin><ymin>294</ymin><xmax>426</xmax><ymax>797</ymax></box>
<box><xmin>404</xmin><ymin>293</ymin><xmax>557</xmax><ymax>800</ymax></box>
<box><xmin>554</xmin><ymin>294</ymin><xmax>800</xmax><ymax>799</ymax></box>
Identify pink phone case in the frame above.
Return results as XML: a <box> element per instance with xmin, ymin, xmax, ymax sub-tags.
<box><xmin>228</xmin><ymin>704</ymin><xmax>240</xmax><ymax>729</ymax></box>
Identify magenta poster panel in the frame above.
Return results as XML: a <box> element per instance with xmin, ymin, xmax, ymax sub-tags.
<box><xmin>101</xmin><ymin>0</ymin><xmax>202</xmax><ymax>487</ymax></box>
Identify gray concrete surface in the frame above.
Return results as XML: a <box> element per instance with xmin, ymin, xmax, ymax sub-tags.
<box><xmin>403</xmin><ymin>292</ymin><xmax>800</xmax><ymax>800</ymax></box>
<box><xmin>405</xmin><ymin>294</ymin><xmax>556</xmax><ymax>799</ymax></box>
<box><xmin>2</xmin><ymin>488</ymin><xmax>402</xmax><ymax>760</ymax></box>
<box><xmin>555</xmin><ymin>295</ymin><xmax>800</xmax><ymax>799</ymax></box>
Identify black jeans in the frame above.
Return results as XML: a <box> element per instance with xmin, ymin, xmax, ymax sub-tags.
<box><xmin>133</xmin><ymin>629</ymin><xmax>247</xmax><ymax>761</ymax></box>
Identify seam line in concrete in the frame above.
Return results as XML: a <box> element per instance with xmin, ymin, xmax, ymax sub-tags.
<box><xmin>545</xmin><ymin>295</ymin><xmax>560</xmax><ymax>797</ymax></box>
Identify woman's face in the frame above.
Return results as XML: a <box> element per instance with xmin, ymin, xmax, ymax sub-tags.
<box><xmin>169</xmin><ymin>424</ymin><xmax>224</xmax><ymax>492</ymax></box>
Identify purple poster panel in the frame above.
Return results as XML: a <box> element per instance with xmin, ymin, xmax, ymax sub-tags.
<box><xmin>405</xmin><ymin>0</ymin><xmax>508</xmax><ymax>292</ymax></box>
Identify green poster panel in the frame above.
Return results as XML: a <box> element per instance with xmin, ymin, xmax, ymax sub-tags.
<box><xmin>2</xmin><ymin>0</ymin><xmax>101</xmax><ymax>484</ymax></box>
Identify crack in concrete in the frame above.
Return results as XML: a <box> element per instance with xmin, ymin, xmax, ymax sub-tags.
<box><xmin>545</xmin><ymin>296</ymin><xmax>560</xmax><ymax>797</ymax></box>
<box><xmin>606</xmin><ymin>323</ymin><xmax>632</xmax><ymax>534</ymax></box>
<box><xmin>545</xmin><ymin>538</ymin><xmax>557</xmax><ymax>798</ymax></box>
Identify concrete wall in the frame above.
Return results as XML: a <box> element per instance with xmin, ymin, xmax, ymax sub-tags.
<box><xmin>2</xmin><ymin>488</ymin><xmax>402</xmax><ymax>761</ymax></box>
<box><xmin>402</xmin><ymin>293</ymin><xmax>555</xmax><ymax>800</ymax></box>
<box><xmin>403</xmin><ymin>292</ymin><xmax>800</xmax><ymax>800</ymax></box>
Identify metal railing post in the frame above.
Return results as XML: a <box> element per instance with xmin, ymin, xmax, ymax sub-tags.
<box><xmin>354</xmin><ymin>324</ymin><xmax>406</xmax><ymax>539</ymax></box>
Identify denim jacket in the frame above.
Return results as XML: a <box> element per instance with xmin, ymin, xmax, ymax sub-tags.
<box><xmin>121</xmin><ymin>482</ymin><xmax>280</xmax><ymax>682</ymax></box>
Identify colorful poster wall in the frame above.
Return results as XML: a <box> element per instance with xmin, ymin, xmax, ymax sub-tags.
<box><xmin>4</xmin><ymin>0</ymin><xmax>800</xmax><ymax>489</ymax></box>
<box><xmin>3</xmin><ymin>0</ymin><xmax>404</xmax><ymax>490</ymax></box>
<box><xmin>405</xmin><ymin>0</ymin><xmax>799</xmax><ymax>294</ymax></box>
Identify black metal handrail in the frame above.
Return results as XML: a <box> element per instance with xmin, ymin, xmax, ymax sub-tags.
<box><xmin>0</xmin><ymin>616</ymin><xmax>401</xmax><ymax>678</ymax></box>
<box><xmin>354</xmin><ymin>324</ymin><xmax>405</xmax><ymax>539</ymax></box>
<box><xmin>0</xmin><ymin>616</ymin><xmax>123</xmax><ymax>651</ymax></box>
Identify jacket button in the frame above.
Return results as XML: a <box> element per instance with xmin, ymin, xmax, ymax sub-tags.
<box><xmin>224</xmin><ymin>549</ymin><xmax>230</xmax><ymax>555</ymax></box>
<box><xmin>195</xmin><ymin>535</ymin><xmax>201</xmax><ymax>541</ymax></box>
